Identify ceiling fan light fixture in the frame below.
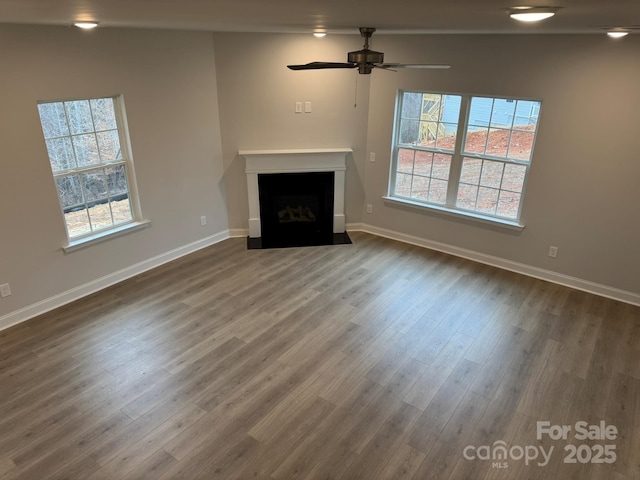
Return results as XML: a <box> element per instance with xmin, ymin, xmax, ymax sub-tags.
<box><xmin>607</xmin><ymin>30</ymin><xmax>629</xmax><ymax>38</ymax></box>
<box><xmin>74</xmin><ymin>22</ymin><xmax>99</xmax><ymax>29</ymax></box>
<box><xmin>509</xmin><ymin>7</ymin><xmax>558</xmax><ymax>23</ymax></box>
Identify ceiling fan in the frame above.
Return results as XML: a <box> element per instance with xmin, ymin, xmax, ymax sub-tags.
<box><xmin>287</xmin><ymin>27</ymin><xmax>451</xmax><ymax>74</ymax></box>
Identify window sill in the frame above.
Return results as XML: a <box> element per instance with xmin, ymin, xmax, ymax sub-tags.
<box><xmin>382</xmin><ymin>196</ymin><xmax>525</xmax><ymax>232</ymax></box>
<box><xmin>63</xmin><ymin>220</ymin><xmax>151</xmax><ymax>253</ymax></box>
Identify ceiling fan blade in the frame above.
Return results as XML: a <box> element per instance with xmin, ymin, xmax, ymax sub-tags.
<box><xmin>287</xmin><ymin>28</ymin><xmax>452</xmax><ymax>75</ymax></box>
<box><xmin>287</xmin><ymin>62</ymin><xmax>357</xmax><ymax>71</ymax></box>
<box><xmin>379</xmin><ymin>63</ymin><xmax>451</xmax><ymax>69</ymax></box>
<box><xmin>373</xmin><ymin>65</ymin><xmax>397</xmax><ymax>72</ymax></box>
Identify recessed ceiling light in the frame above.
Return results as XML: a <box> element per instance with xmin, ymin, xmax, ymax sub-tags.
<box><xmin>313</xmin><ymin>32</ymin><xmax>327</xmax><ymax>38</ymax></box>
<box><xmin>509</xmin><ymin>7</ymin><xmax>559</xmax><ymax>23</ymax></box>
<box><xmin>607</xmin><ymin>30</ymin><xmax>629</xmax><ymax>38</ymax></box>
<box><xmin>74</xmin><ymin>22</ymin><xmax>99</xmax><ymax>29</ymax></box>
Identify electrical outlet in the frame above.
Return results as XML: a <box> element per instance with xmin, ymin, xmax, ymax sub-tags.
<box><xmin>295</xmin><ymin>102</ymin><xmax>303</xmax><ymax>113</ymax></box>
<box><xmin>369</xmin><ymin>152</ymin><xmax>376</xmax><ymax>162</ymax></box>
<box><xmin>366</xmin><ymin>204</ymin><xmax>373</xmax><ymax>214</ymax></box>
<box><xmin>548</xmin><ymin>246</ymin><xmax>558</xmax><ymax>258</ymax></box>
<box><xmin>200</xmin><ymin>216</ymin><xmax>207</xmax><ymax>226</ymax></box>
<box><xmin>0</xmin><ymin>283</ymin><xmax>11</xmax><ymax>298</ymax></box>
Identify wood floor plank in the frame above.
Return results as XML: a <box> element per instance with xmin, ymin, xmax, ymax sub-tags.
<box><xmin>385</xmin><ymin>357</ymin><xmax>429</xmax><ymax>399</ymax></box>
<box><xmin>86</xmin><ymin>402</ymin><xmax>206</xmax><ymax>478</ymax></box>
<box><xmin>164</xmin><ymin>359</ymin><xmax>297</xmax><ymax>461</ymax></box>
<box><xmin>9</xmin><ymin>411</ymin><xmax>132</xmax><ymax>476</ymax></box>
<box><xmin>320</xmin><ymin>326</ymin><xmax>405</xmax><ymax>406</ymax></box>
<box><xmin>270</xmin><ymin>379</ymin><xmax>385</xmax><ymax>480</ymax></box>
<box><xmin>340</xmin><ymin>387</ymin><xmax>408</xmax><ymax>455</ymax></box>
<box><xmin>469</xmin><ymin>325</ymin><xmax>532</xmax><ymax>399</ymax></box>
<box><xmin>120</xmin><ymin>449</ymin><xmax>178</xmax><ymax>480</ymax></box>
<box><xmin>0</xmin><ymin>233</ymin><xmax>637</xmax><ymax>479</ymax></box>
<box><xmin>604</xmin><ymin>373</ymin><xmax>640</xmax><ymax>479</ymax></box>
<box><xmin>247</xmin><ymin>351</ymin><xmax>345</xmax><ymax>443</ymax></box>
<box><xmin>43</xmin><ymin>455</ymin><xmax>101</xmax><ymax>480</ymax></box>
<box><xmin>118</xmin><ymin>336</ymin><xmax>246</xmax><ymax>419</ymax></box>
<box><xmin>337</xmin><ymin>401</ymin><xmax>421</xmax><ymax>480</ymax></box>
<box><xmin>372</xmin><ymin>442</ymin><xmax>426</xmax><ymax>480</ymax></box>
<box><xmin>276</xmin><ymin>304</ymin><xmax>358</xmax><ymax>368</ymax></box>
<box><xmin>91</xmin><ymin>399</ymin><xmax>205</xmax><ymax>467</ymax></box>
<box><xmin>0</xmin><ymin>404</ymin><xmax>82</xmax><ymax>461</ymax></box>
<box><xmin>404</xmin><ymin>332</ymin><xmax>475</xmax><ymax>410</ymax></box>
<box><xmin>0</xmin><ymin>458</ymin><xmax>18</xmax><ymax>478</ymax></box>
<box><xmin>516</xmin><ymin>338</ymin><xmax>566</xmax><ymax>417</ymax></box>
<box><xmin>409</xmin><ymin>358</ymin><xmax>481</xmax><ymax>437</ymax></box>
<box><xmin>409</xmin><ymin>390</ymin><xmax>490</xmax><ymax>479</ymax></box>
<box><xmin>476</xmin><ymin>412</ymin><xmax>540</xmax><ymax>480</ymax></box>
<box><xmin>365</xmin><ymin>335</ymin><xmax>422</xmax><ymax>388</ymax></box>
<box><xmin>463</xmin><ymin>304</ymin><xmax>517</xmax><ymax>365</ymax></box>
<box><xmin>239</xmin><ymin>396</ymin><xmax>336</xmax><ymax>478</ymax></box>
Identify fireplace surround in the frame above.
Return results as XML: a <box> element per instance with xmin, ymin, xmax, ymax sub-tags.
<box><xmin>241</xmin><ymin>148</ymin><xmax>352</xmax><ymax>248</ymax></box>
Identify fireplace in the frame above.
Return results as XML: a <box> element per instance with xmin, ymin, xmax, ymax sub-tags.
<box><xmin>241</xmin><ymin>149</ymin><xmax>352</xmax><ymax>249</ymax></box>
<box><xmin>258</xmin><ymin>172</ymin><xmax>334</xmax><ymax>248</ymax></box>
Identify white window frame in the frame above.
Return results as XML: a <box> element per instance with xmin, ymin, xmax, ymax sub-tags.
<box><xmin>386</xmin><ymin>90</ymin><xmax>542</xmax><ymax>229</ymax></box>
<box><xmin>37</xmin><ymin>95</ymin><xmax>147</xmax><ymax>251</ymax></box>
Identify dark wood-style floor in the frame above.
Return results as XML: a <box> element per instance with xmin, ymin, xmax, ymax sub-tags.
<box><xmin>1</xmin><ymin>232</ymin><xmax>639</xmax><ymax>480</ymax></box>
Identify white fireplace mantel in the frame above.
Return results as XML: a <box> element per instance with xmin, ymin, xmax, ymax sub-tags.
<box><xmin>240</xmin><ymin>148</ymin><xmax>352</xmax><ymax>239</ymax></box>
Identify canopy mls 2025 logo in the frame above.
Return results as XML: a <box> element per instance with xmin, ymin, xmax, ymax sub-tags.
<box><xmin>463</xmin><ymin>420</ymin><xmax>618</xmax><ymax>469</ymax></box>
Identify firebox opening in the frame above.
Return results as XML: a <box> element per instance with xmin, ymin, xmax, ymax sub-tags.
<box><xmin>253</xmin><ymin>171</ymin><xmax>349</xmax><ymax>249</ymax></box>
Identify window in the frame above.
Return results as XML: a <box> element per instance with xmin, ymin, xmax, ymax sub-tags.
<box><xmin>37</xmin><ymin>96</ymin><xmax>140</xmax><ymax>241</ymax></box>
<box><xmin>389</xmin><ymin>91</ymin><xmax>541</xmax><ymax>224</ymax></box>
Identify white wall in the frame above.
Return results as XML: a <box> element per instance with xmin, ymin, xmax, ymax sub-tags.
<box><xmin>213</xmin><ymin>33</ymin><xmax>370</xmax><ymax>231</ymax></box>
<box><xmin>364</xmin><ymin>34</ymin><xmax>640</xmax><ymax>295</ymax></box>
<box><xmin>0</xmin><ymin>25</ymin><xmax>228</xmax><ymax>322</ymax></box>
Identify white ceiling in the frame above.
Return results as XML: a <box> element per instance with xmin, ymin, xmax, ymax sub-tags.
<box><xmin>0</xmin><ymin>0</ymin><xmax>638</xmax><ymax>35</ymax></box>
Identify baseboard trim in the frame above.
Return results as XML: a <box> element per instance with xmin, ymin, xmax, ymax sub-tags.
<box><xmin>359</xmin><ymin>223</ymin><xmax>640</xmax><ymax>307</ymax></box>
<box><xmin>3</xmin><ymin>223</ymin><xmax>638</xmax><ymax>332</ymax></box>
<box><xmin>0</xmin><ymin>230</ymin><xmax>232</xmax><ymax>332</ymax></box>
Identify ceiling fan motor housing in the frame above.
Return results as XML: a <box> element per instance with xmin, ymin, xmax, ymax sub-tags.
<box><xmin>348</xmin><ymin>49</ymin><xmax>384</xmax><ymax>74</ymax></box>
<box><xmin>347</xmin><ymin>49</ymin><xmax>384</xmax><ymax>65</ymax></box>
